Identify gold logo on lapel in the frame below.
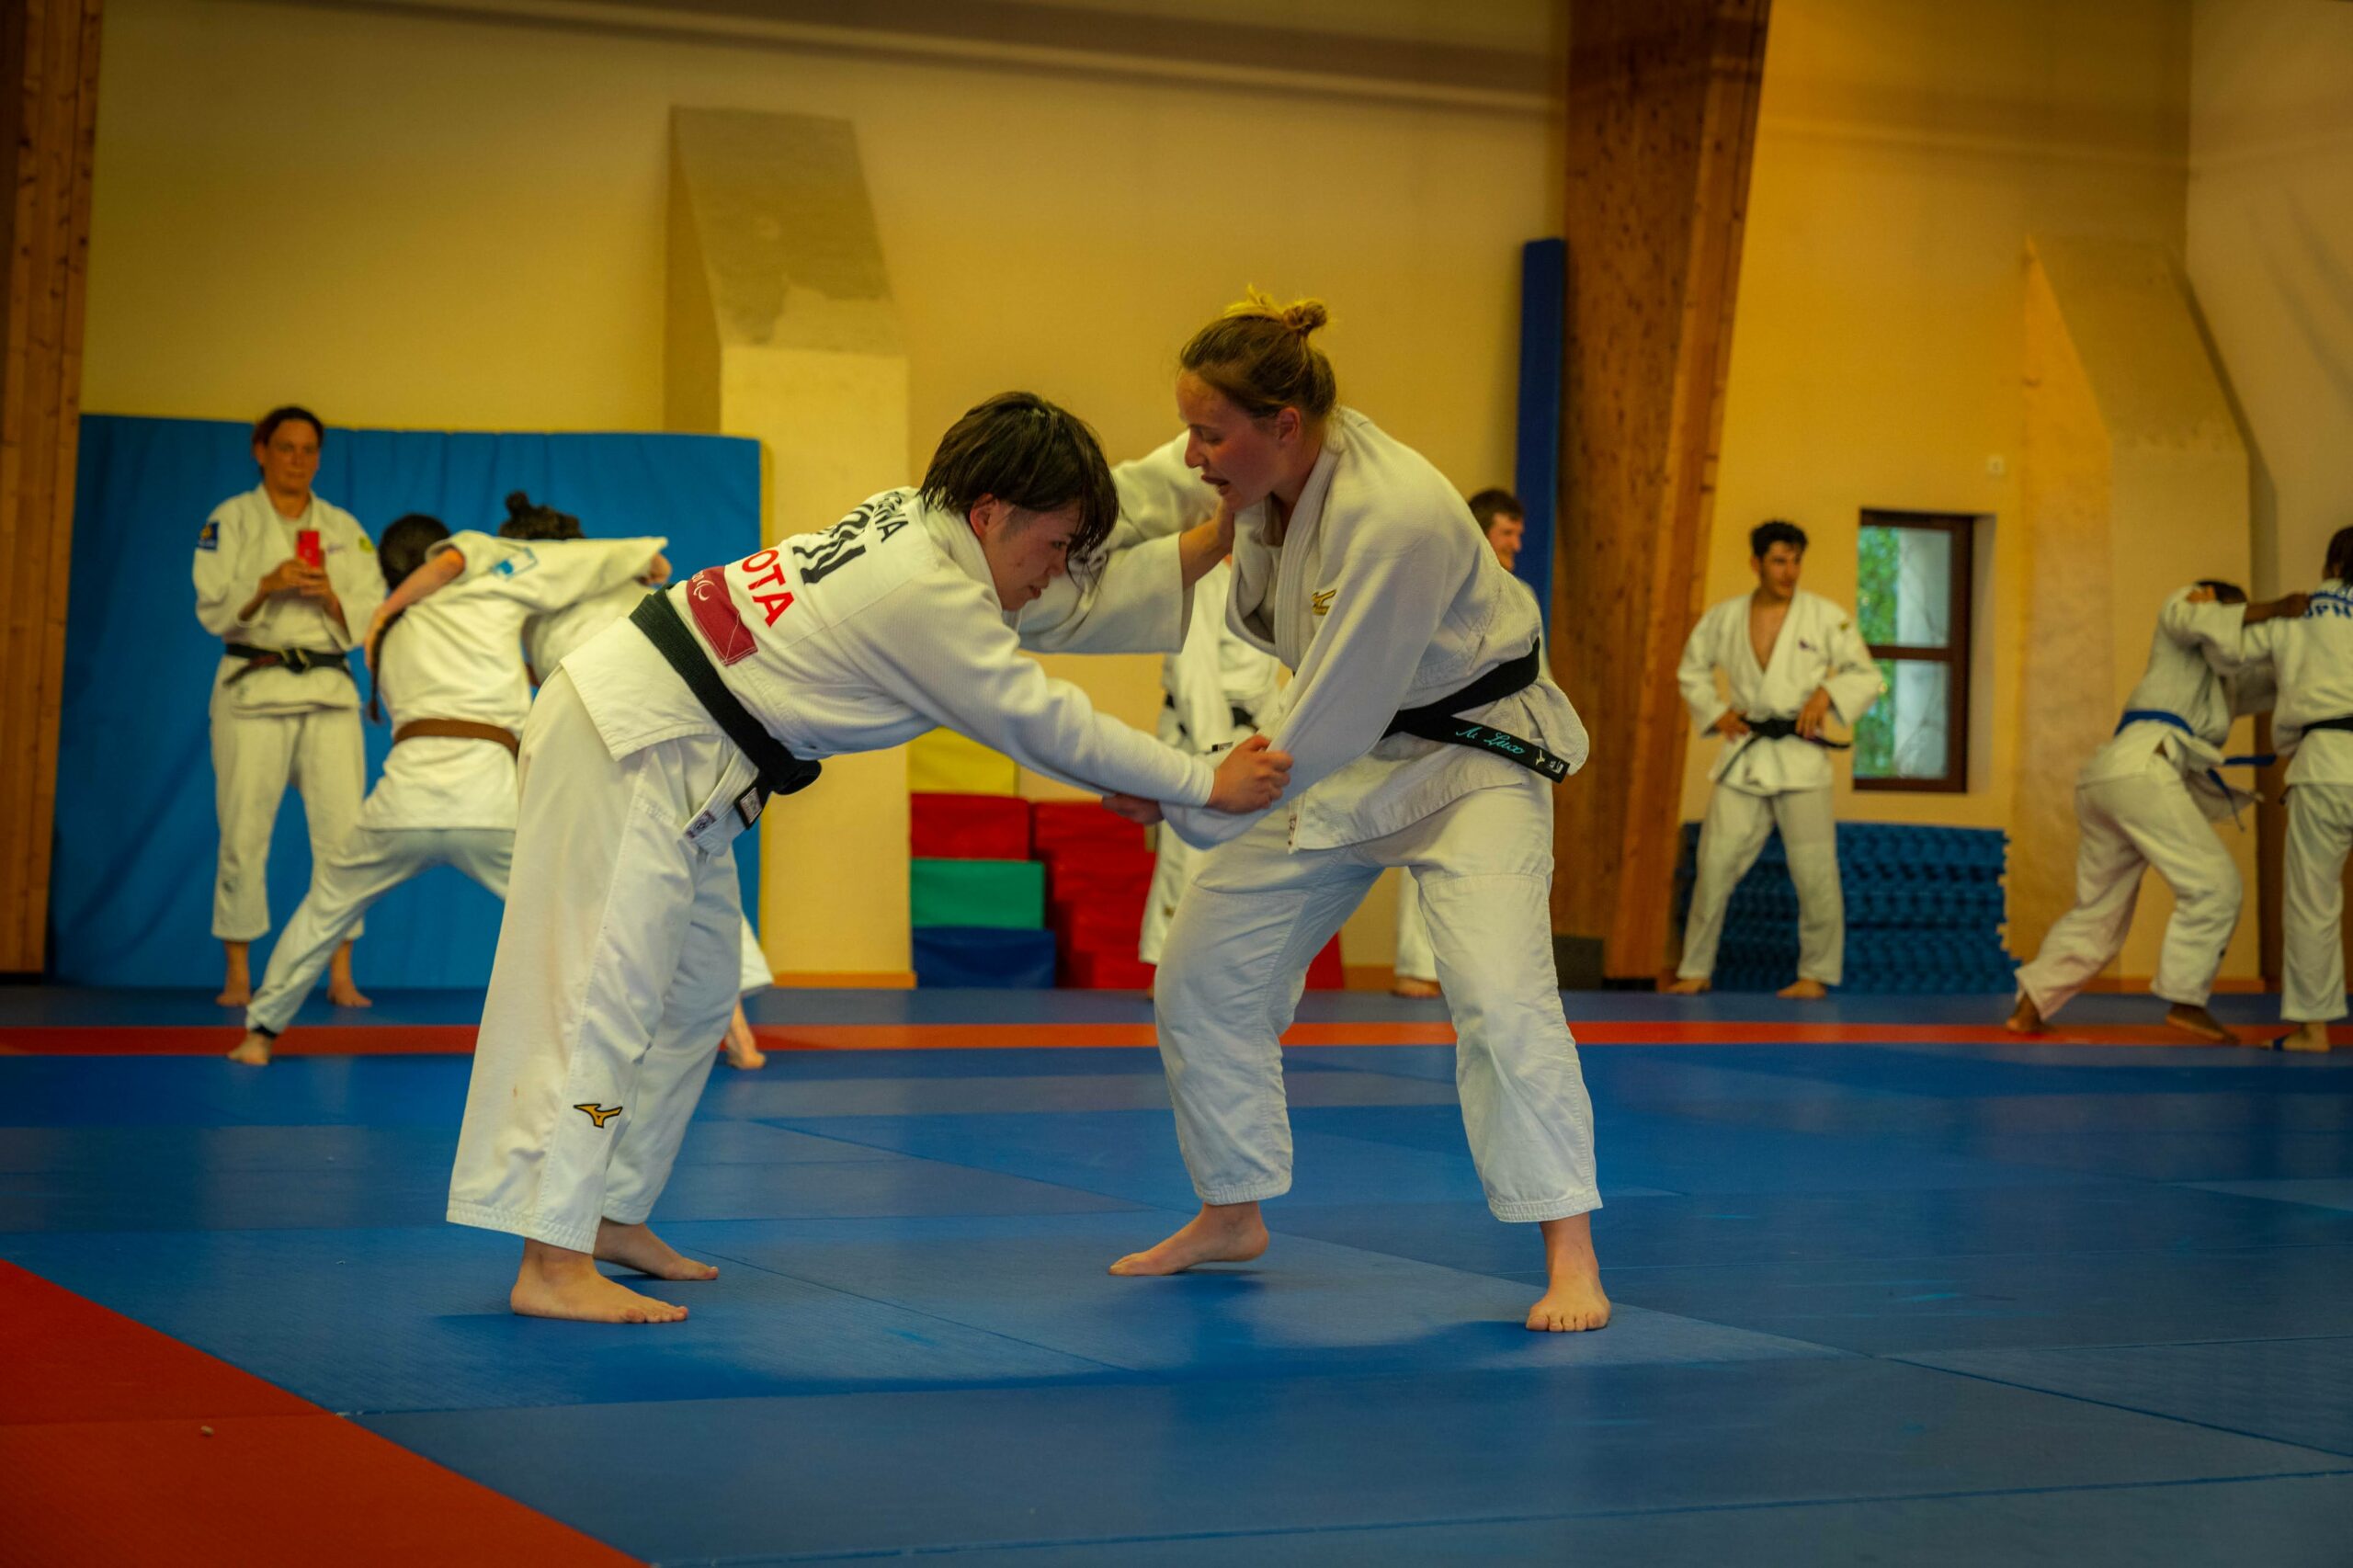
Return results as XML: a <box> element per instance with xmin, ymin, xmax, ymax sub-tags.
<box><xmin>1311</xmin><ymin>589</ymin><xmax>1336</xmax><ymax>617</ymax></box>
<box><xmin>574</xmin><ymin>1103</ymin><xmax>624</xmax><ymax>1129</ymax></box>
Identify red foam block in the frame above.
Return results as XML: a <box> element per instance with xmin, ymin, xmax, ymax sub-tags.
<box><xmin>910</xmin><ymin>792</ymin><xmax>1033</xmax><ymax>860</ymax></box>
<box><xmin>1031</xmin><ymin>801</ymin><xmax>1148</xmax><ymax>856</ymax></box>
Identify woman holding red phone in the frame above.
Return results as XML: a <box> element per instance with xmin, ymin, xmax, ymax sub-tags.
<box><xmin>192</xmin><ymin>405</ymin><xmax>387</xmax><ymax>1006</ymax></box>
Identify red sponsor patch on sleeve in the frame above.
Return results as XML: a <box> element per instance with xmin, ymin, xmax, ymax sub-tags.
<box><xmin>687</xmin><ymin>567</ymin><xmax>759</xmax><ymax>666</ymax></box>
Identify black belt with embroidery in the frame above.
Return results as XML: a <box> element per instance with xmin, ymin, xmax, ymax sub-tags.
<box><xmin>1381</xmin><ymin>642</ymin><xmax>1569</xmax><ymax>783</ymax></box>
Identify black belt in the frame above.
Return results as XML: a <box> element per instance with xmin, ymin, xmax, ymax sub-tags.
<box><xmin>2303</xmin><ymin>715</ymin><xmax>2353</xmax><ymax>737</ymax></box>
<box><xmin>1742</xmin><ymin>714</ymin><xmax>1850</xmax><ymax>750</ymax></box>
<box><xmin>1381</xmin><ymin>642</ymin><xmax>1569</xmax><ymax>782</ymax></box>
<box><xmin>222</xmin><ymin>642</ymin><xmax>352</xmax><ymax>685</ymax></box>
<box><xmin>629</xmin><ymin>592</ymin><xmax>823</xmax><ymax>802</ymax></box>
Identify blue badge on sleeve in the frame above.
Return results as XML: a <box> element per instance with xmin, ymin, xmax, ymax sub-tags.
<box><xmin>493</xmin><ymin>547</ymin><xmax>538</xmax><ymax>577</ymax></box>
<box><xmin>197</xmin><ymin>519</ymin><xmax>220</xmax><ymax>552</ymax></box>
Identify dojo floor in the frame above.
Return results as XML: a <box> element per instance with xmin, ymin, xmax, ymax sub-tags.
<box><xmin>4</xmin><ymin>988</ymin><xmax>2350</xmax><ymax>1566</ymax></box>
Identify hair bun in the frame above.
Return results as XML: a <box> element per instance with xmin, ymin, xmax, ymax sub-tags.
<box><xmin>1279</xmin><ymin>299</ymin><xmax>1329</xmax><ymax>336</ymax></box>
<box><xmin>505</xmin><ymin>491</ymin><xmax>533</xmax><ymax>516</ymax></box>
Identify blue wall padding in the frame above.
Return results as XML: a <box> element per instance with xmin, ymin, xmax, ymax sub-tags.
<box><xmin>53</xmin><ymin>415</ymin><xmax>761</xmax><ymax>988</ymax></box>
<box><xmin>913</xmin><ymin>926</ymin><xmax>1059</xmax><ymax>989</ymax></box>
<box><xmin>1513</xmin><ymin>238</ymin><xmax>1564</xmax><ymax>628</ymax></box>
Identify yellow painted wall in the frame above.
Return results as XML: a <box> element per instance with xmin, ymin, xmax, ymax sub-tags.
<box><xmin>84</xmin><ymin>0</ymin><xmax>1554</xmax><ymax>977</ymax></box>
<box><xmin>2187</xmin><ymin>0</ymin><xmax>2353</xmax><ymax>597</ymax></box>
<box><xmin>1688</xmin><ymin>0</ymin><xmax>2269</xmax><ymax>982</ymax></box>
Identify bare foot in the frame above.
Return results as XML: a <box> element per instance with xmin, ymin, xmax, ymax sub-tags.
<box><xmin>326</xmin><ymin>943</ymin><xmax>371</xmax><ymax>1009</ymax></box>
<box><xmin>594</xmin><ymin>1219</ymin><xmax>718</xmax><ymax>1281</ymax></box>
<box><xmin>510</xmin><ymin>1238</ymin><xmax>688</xmax><ymax>1324</ymax></box>
<box><xmin>217</xmin><ymin>941</ymin><xmax>252</xmax><ymax>1008</ymax></box>
<box><xmin>2006</xmin><ymin>994</ymin><xmax>2045</xmax><ymax>1035</ymax></box>
<box><xmin>1778</xmin><ymin>978</ymin><xmax>1829</xmax><ymax>1000</ymax></box>
<box><xmin>225</xmin><ymin>1031</ymin><xmax>272</xmax><ymax>1067</ymax></box>
<box><xmin>1109</xmin><ymin>1203</ymin><xmax>1269</xmax><ymax>1276</ymax></box>
<box><xmin>1527</xmin><ymin>1211</ymin><xmax>1610</xmax><ymax>1332</ymax></box>
<box><xmin>2165</xmin><ymin>1004</ymin><xmax>2236</xmax><ymax>1045</ymax></box>
<box><xmin>1392</xmin><ymin>977</ymin><xmax>1442</xmax><ymax>999</ymax></box>
<box><xmin>2276</xmin><ymin>1021</ymin><xmax>2333</xmax><ymax>1054</ymax></box>
<box><xmin>720</xmin><ymin>1004</ymin><xmax>767</xmax><ymax>1070</ymax></box>
<box><xmin>1665</xmin><ymin>976</ymin><xmax>1711</xmax><ymax>995</ymax></box>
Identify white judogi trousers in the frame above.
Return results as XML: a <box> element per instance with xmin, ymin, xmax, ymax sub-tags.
<box><xmin>1393</xmin><ymin>869</ymin><xmax>1437</xmax><ymax>983</ymax></box>
<box><xmin>448</xmin><ymin>674</ymin><xmax>744</xmax><ymax>1252</ymax></box>
<box><xmin>2283</xmin><ymin>784</ymin><xmax>2353</xmax><ymax>1024</ymax></box>
<box><xmin>1155</xmin><ymin>776</ymin><xmax>1599</xmax><ymax>1222</ymax></box>
<box><xmin>246</xmin><ymin>826</ymin><xmax>513</xmax><ymax>1035</ymax></box>
<box><xmin>1678</xmin><ymin>784</ymin><xmax>1842</xmax><ymax>985</ymax></box>
<box><xmin>738</xmin><ymin>915</ymin><xmax>771</xmax><ymax>995</ymax></box>
<box><xmin>210</xmin><ymin>693</ymin><xmax>368</xmax><ymax>943</ymax></box>
<box><xmin>2013</xmin><ymin>761</ymin><xmax>2241</xmax><ymax>1018</ymax></box>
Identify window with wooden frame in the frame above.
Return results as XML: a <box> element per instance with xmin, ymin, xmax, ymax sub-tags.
<box><xmin>1853</xmin><ymin>511</ymin><xmax>1973</xmax><ymax>793</ymax></box>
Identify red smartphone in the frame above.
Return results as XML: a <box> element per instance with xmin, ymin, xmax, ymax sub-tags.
<box><xmin>296</xmin><ymin>528</ymin><xmax>324</xmax><ymax>569</ymax></box>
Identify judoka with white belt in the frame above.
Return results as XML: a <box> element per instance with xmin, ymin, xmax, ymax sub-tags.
<box><xmin>494</xmin><ymin>492</ymin><xmax>775</xmax><ymax>1071</ymax></box>
<box><xmin>1670</xmin><ymin>520</ymin><xmax>1882</xmax><ymax>998</ymax></box>
<box><xmin>446</xmin><ymin>392</ymin><xmax>1290</xmax><ymax>1324</ymax></box>
<box><xmin>1099</xmin><ymin>294</ymin><xmax>1608</xmax><ymax>1334</ymax></box>
<box><xmin>2239</xmin><ymin>532</ymin><xmax>2353</xmax><ymax>1052</ymax></box>
<box><xmin>226</xmin><ymin>515</ymin><xmax>669</xmax><ymax>1065</ymax></box>
<box><xmin>193</xmin><ymin>406</ymin><xmax>386</xmax><ymax>1008</ymax></box>
<box><xmin>1394</xmin><ymin>488</ymin><xmax>1531</xmax><ymax>999</ymax></box>
<box><xmin>2008</xmin><ymin>582</ymin><xmax>2296</xmax><ymax>1044</ymax></box>
<box><xmin>1139</xmin><ymin>554</ymin><xmax>1282</xmax><ymax>965</ymax></box>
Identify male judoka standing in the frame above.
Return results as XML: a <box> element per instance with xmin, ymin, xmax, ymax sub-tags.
<box><xmin>1671</xmin><ymin>519</ymin><xmax>1881</xmax><ymax>998</ymax></box>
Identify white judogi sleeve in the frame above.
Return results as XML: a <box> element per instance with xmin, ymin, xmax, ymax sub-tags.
<box><xmin>426</xmin><ymin>531</ymin><xmax>665</xmax><ymax>611</ymax></box>
<box><xmin>844</xmin><ymin>565</ymin><xmax>1214</xmax><ymax>807</ymax></box>
<box><xmin>1677</xmin><ymin>603</ymin><xmax>1736</xmax><ymax>732</ymax></box>
<box><xmin>1013</xmin><ymin>534</ymin><xmax>1189</xmax><ymax>655</ymax></box>
<box><xmin>2243</xmin><ymin>585</ymin><xmax>2353</xmax><ymax>785</ymax></box>
<box><xmin>1821</xmin><ymin>609</ymin><xmax>1881</xmax><ymax>727</ymax></box>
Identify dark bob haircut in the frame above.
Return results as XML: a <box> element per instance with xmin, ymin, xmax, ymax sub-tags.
<box><xmin>378</xmin><ymin>513</ymin><xmax>451</xmax><ymax>594</ymax></box>
<box><xmin>1751</xmin><ymin>518</ymin><xmax>1808</xmax><ymax>558</ymax></box>
<box><xmin>2325</xmin><ymin>526</ymin><xmax>2353</xmax><ymax>583</ymax></box>
<box><xmin>918</xmin><ymin>392</ymin><xmax>1119</xmax><ymax>566</ymax></box>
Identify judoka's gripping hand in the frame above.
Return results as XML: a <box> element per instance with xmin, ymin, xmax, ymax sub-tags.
<box><xmin>1712</xmin><ymin>711</ymin><xmax>1752</xmax><ymax>739</ymax></box>
<box><xmin>1206</xmin><ymin>734</ymin><xmax>1292</xmax><ymax>812</ymax></box>
<box><xmin>1797</xmin><ymin>687</ymin><xmax>1835</xmax><ymax>740</ymax></box>
<box><xmin>1100</xmin><ymin>734</ymin><xmax>1293</xmax><ymax>824</ymax></box>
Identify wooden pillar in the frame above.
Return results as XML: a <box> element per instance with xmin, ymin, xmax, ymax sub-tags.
<box><xmin>1550</xmin><ymin>0</ymin><xmax>1770</xmax><ymax>983</ymax></box>
<box><xmin>0</xmin><ymin>0</ymin><xmax>102</xmax><ymax>975</ymax></box>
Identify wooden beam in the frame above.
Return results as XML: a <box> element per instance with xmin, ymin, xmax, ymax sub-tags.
<box><xmin>0</xmin><ymin>0</ymin><xmax>102</xmax><ymax>974</ymax></box>
<box><xmin>1549</xmin><ymin>0</ymin><xmax>1771</xmax><ymax>983</ymax></box>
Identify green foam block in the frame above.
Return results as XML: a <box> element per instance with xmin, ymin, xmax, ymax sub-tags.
<box><xmin>911</xmin><ymin>858</ymin><xmax>1045</xmax><ymax>929</ymax></box>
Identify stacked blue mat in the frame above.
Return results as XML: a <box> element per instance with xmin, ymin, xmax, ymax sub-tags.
<box><xmin>1673</xmin><ymin>821</ymin><xmax>2015</xmax><ymax>993</ymax></box>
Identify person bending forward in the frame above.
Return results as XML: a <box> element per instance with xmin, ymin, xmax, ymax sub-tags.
<box><xmin>445</xmin><ymin>392</ymin><xmax>1291</xmax><ymax>1324</ymax></box>
<box><xmin>229</xmin><ymin>516</ymin><xmax>668</xmax><ymax>1063</ymax></box>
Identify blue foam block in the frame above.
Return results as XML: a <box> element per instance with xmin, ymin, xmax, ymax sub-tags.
<box><xmin>913</xmin><ymin>926</ymin><xmax>1058</xmax><ymax>988</ymax></box>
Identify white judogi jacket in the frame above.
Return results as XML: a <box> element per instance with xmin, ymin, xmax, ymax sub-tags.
<box><xmin>1159</xmin><ymin>409</ymin><xmax>1587</xmax><ymax>853</ymax></box>
<box><xmin>1163</xmin><ymin>560</ymin><xmax>1282</xmax><ymax>753</ymax></box>
<box><xmin>559</xmin><ymin>489</ymin><xmax>1214</xmax><ymax>812</ymax></box>
<box><xmin>194</xmin><ymin>487</ymin><xmax>385</xmax><ymax>716</ymax></box>
<box><xmin>2086</xmin><ymin>588</ymin><xmax>2266</xmax><ymax>817</ymax></box>
<box><xmin>526</xmin><ymin>581</ymin><xmax>645</xmax><ymax>678</ymax></box>
<box><xmin>370</xmin><ymin>533</ymin><xmax>668</xmax><ymax>831</ymax></box>
<box><xmin>1678</xmin><ymin>589</ymin><xmax>1881</xmax><ymax>796</ymax></box>
<box><xmin>2244</xmin><ymin>581</ymin><xmax>2353</xmax><ymax>788</ymax></box>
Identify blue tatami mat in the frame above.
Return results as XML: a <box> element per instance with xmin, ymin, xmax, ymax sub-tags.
<box><xmin>6</xmin><ymin>1004</ymin><xmax>2352</xmax><ymax>1565</ymax></box>
<box><xmin>358</xmin><ymin>1360</ymin><xmax>2345</xmax><ymax>1564</ymax></box>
